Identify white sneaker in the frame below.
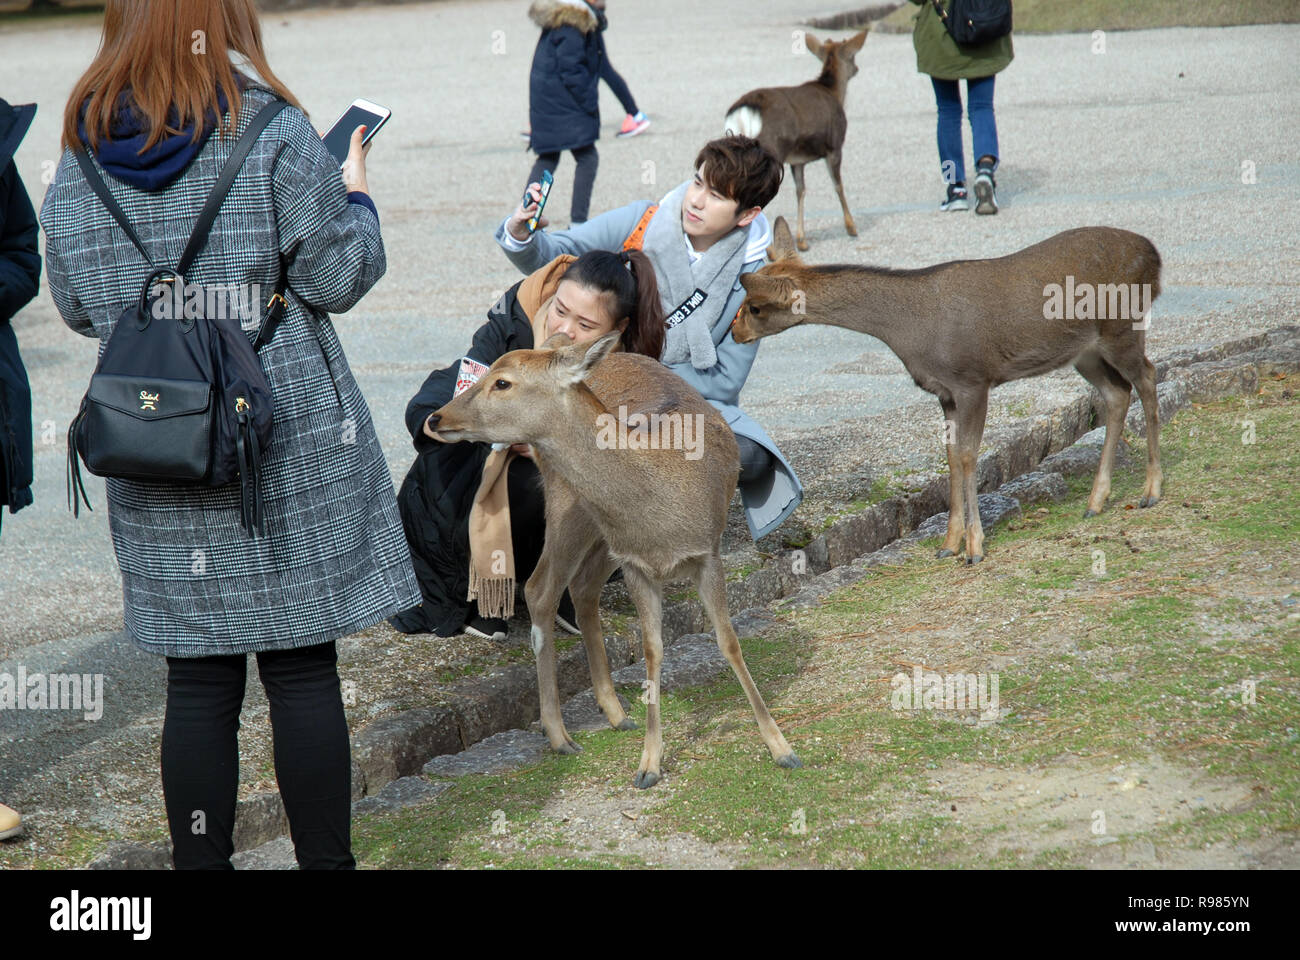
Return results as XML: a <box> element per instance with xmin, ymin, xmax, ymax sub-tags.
<box><xmin>973</xmin><ymin>168</ymin><xmax>998</xmax><ymax>215</ymax></box>
<box><xmin>940</xmin><ymin>184</ymin><xmax>969</xmax><ymax>212</ymax></box>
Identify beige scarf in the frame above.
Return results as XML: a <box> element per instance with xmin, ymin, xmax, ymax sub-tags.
<box><xmin>467</xmin><ymin>255</ymin><xmax>623</xmax><ymax>618</ymax></box>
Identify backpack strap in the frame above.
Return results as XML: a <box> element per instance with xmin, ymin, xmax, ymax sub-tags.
<box><xmin>621</xmin><ymin>203</ymin><xmax>658</xmax><ymax>252</ymax></box>
<box><xmin>176</xmin><ymin>98</ymin><xmax>290</xmax><ymax>276</ymax></box>
<box><xmin>72</xmin><ymin>147</ymin><xmax>155</xmax><ymax>267</ymax></box>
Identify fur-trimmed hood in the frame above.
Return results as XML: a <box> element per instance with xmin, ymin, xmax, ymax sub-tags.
<box><xmin>528</xmin><ymin>0</ymin><xmax>599</xmax><ymax>34</ymax></box>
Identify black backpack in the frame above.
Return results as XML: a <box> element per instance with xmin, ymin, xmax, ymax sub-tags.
<box><xmin>931</xmin><ymin>0</ymin><xmax>1013</xmax><ymax>47</ymax></box>
<box><xmin>66</xmin><ymin>98</ymin><xmax>290</xmax><ymax>537</ymax></box>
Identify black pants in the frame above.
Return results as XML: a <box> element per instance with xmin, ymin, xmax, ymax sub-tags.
<box><xmin>528</xmin><ymin>144</ymin><xmax>598</xmax><ymax>224</ymax></box>
<box><xmin>161</xmin><ymin>641</ymin><xmax>354</xmax><ymax>869</ymax></box>
<box><xmin>600</xmin><ymin>60</ymin><xmax>638</xmax><ymax>116</ymax></box>
<box><xmin>735</xmin><ymin>433</ymin><xmax>773</xmax><ymax>484</ymax></box>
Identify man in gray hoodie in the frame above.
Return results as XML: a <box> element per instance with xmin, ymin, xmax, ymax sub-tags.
<box><xmin>496</xmin><ymin>134</ymin><xmax>802</xmax><ymax>542</ymax></box>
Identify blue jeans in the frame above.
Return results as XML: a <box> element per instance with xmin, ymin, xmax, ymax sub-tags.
<box><xmin>930</xmin><ymin>75</ymin><xmax>999</xmax><ymax>186</ymax></box>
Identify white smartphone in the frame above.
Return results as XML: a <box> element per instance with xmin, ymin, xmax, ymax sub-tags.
<box><xmin>321</xmin><ymin>98</ymin><xmax>391</xmax><ymax>165</ymax></box>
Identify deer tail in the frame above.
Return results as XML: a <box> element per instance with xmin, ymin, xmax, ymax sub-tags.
<box><xmin>724</xmin><ymin>103</ymin><xmax>763</xmax><ymax>139</ymax></box>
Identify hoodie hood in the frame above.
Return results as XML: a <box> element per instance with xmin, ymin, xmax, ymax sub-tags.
<box><xmin>76</xmin><ymin>74</ymin><xmax>249</xmax><ymax>191</ymax></box>
<box><xmin>743</xmin><ymin>212</ymin><xmax>772</xmax><ymax>265</ymax></box>
<box><xmin>528</xmin><ymin>0</ymin><xmax>599</xmax><ymax>34</ymax></box>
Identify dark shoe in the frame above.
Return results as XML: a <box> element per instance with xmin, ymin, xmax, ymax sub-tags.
<box><xmin>464</xmin><ymin>616</ymin><xmax>508</xmax><ymax>641</ymax></box>
<box><xmin>973</xmin><ymin>165</ymin><xmax>998</xmax><ymax>215</ymax></box>
<box><xmin>556</xmin><ymin>590</ymin><xmax>580</xmax><ymax>636</ymax></box>
<box><xmin>940</xmin><ymin>182</ymin><xmax>969</xmax><ymax>212</ymax></box>
<box><xmin>387</xmin><ymin>607</ymin><xmax>434</xmax><ymax>635</ymax></box>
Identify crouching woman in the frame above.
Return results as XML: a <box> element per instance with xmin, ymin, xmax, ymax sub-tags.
<box><xmin>390</xmin><ymin>250</ymin><xmax>664</xmax><ymax>638</ymax></box>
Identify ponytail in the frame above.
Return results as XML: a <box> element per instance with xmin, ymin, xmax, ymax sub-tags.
<box><xmin>621</xmin><ymin>249</ymin><xmax>664</xmax><ymax>360</ymax></box>
<box><xmin>562</xmin><ymin>249</ymin><xmax>665</xmax><ymax>360</ymax></box>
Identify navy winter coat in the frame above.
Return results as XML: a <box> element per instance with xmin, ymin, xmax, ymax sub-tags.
<box><xmin>0</xmin><ymin>99</ymin><xmax>40</xmax><ymax>528</ymax></box>
<box><xmin>527</xmin><ymin>0</ymin><xmax>603</xmax><ymax>154</ymax></box>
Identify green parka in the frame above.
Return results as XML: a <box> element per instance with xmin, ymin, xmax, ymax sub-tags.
<box><xmin>908</xmin><ymin>0</ymin><xmax>1014</xmax><ymax>80</ymax></box>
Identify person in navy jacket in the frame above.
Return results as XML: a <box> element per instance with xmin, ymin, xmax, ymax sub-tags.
<box><xmin>0</xmin><ymin>97</ymin><xmax>39</xmax><ymax>536</ymax></box>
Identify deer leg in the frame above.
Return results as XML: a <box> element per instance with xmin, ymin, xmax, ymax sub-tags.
<box><xmin>1074</xmin><ymin>350</ymin><xmax>1133</xmax><ymax>517</ymax></box>
<box><xmin>524</xmin><ymin>506</ymin><xmax>599</xmax><ymax>755</ymax></box>
<box><xmin>621</xmin><ymin>564</ymin><xmax>665</xmax><ymax>789</ymax></box>
<box><xmin>826</xmin><ymin>149</ymin><xmax>858</xmax><ymax>238</ymax></box>
<box><xmin>956</xmin><ymin>392</ymin><xmax>990</xmax><ymax>563</ymax></box>
<box><xmin>1100</xmin><ymin>348</ymin><xmax>1163</xmax><ymax>507</ymax></box>
<box><xmin>695</xmin><ymin>551</ymin><xmax>800</xmax><ymax>769</ymax></box>
<box><xmin>938</xmin><ymin>397</ymin><xmax>965</xmax><ymax>559</ymax></box>
<box><xmin>569</xmin><ymin>542</ymin><xmax>635</xmax><ymax>731</ymax></box>
<box><xmin>791</xmin><ymin>163</ymin><xmax>810</xmax><ymax>252</ymax></box>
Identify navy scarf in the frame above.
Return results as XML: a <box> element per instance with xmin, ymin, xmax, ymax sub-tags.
<box><xmin>76</xmin><ymin>75</ymin><xmax>248</xmax><ymax>191</ymax></box>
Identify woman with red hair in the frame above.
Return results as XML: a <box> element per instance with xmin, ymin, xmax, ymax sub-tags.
<box><xmin>41</xmin><ymin>0</ymin><xmax>420</xmax><ymax>869</ymax></box>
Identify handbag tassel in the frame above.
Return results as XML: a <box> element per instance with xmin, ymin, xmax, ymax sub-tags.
<box><xmin>236</xmin><ymin>406</ymin><xmax>265</xmax><ymax>537</ymax></box>
<box><xmin>66</xmin><ymin>411</ymin><xmax>93</xmax><ymax>518</ymax></box>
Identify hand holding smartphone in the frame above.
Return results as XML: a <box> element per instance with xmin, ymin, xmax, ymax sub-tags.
<box><xmin>322</xmin><ymin>98</ymin><xmax>391</xmax><ymax>166</ymax></box>
<box><xmin>522</xmin><ymin>170</ymin><xmax>554</xmax><ymax>235</ymax></box>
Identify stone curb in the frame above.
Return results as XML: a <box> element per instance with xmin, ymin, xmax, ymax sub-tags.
<box><xmin>86</xmin><ymin>324</ymin><xmax>1300</xmax><ymax>868</ymax></box>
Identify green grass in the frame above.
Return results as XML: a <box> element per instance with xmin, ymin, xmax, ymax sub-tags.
<box><xmin>876</xmin><ymin>0</ymin><xmax>1300</xmax><ymax>32</ymax></box>
<box><xmin>352</xmin><ymin>374</ymin><xmax>1300</xmax><ymax>868</ymax></box>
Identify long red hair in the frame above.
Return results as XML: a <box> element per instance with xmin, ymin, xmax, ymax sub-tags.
<box><xmin>62</xmin><ymin>0</ymin><xmax>303</xmax><ymax>152</ymax></box>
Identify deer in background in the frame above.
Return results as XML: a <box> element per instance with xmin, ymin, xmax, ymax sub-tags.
<box><xmin>733</xmin><ymin>217</ymin><xmax>1164</xmax><ymax>564</ymax></box>
<box><xmin>428</xmin><ymin>334</ymin><xmax>800</xmax><ymax>788</ymax></box>
<box><xmin>725</xmin><ymin>29</ymin><xmax>867</xmax><ymax>252</ymax></box>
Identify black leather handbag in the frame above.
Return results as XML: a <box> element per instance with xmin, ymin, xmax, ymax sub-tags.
<box><xmin>66</xmin><ymin>98</ymin><xmax>290</xmax><ymax>537</ymax></box>
<box><xmin>931</xmin><ymin>0</ymin><xmax>1013</xmax><ymax>47</ymax></box>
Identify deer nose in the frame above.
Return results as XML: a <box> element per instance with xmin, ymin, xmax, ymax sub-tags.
<box><xmin>426</xmin><ymin>413</ymin><xmax>440</xmax><ymax>429</ymax></box>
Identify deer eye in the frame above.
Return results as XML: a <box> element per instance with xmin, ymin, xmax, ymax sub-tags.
<box><xmin>493</xmin><ymin>379</ymin><xmax>511</xmax><ymax>391</ymax></box>
<box><xmin>751</xmin><ymin>305</ymin><xmax>762</xmax><ymax>316</ymax></box>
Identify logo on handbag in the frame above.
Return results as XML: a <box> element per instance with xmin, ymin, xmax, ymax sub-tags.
<box><xmin>139</xmin><ymin>390</ymin><xmax>160</xmax><ymax>411</ymax></box>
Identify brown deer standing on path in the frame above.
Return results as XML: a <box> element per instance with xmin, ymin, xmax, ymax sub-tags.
<box><xmin>428</xmin><ymin>334</ymin><xmax>800</xmax><ymax>788</ymax></box>
<box><xmin>725</xmin><ymin>29</ymin><xmax>867</xmax><ymax>252</ymax></box>
<box><xmin>733</xmin><ymin>217</ymin><xmax>1164</xmax><ymax>564</ymax></box>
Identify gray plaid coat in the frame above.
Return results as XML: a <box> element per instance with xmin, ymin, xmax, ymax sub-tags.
<box><xmin>39</xmin><ymin>85</ymin><xmax>420</xmax><ymax>657</ymax></box>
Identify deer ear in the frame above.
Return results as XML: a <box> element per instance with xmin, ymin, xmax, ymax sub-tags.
<box><xmin>556</xmin><ymin>332</ymin><xmax>619</xmax><ymax>387</ymax></box>
<box><xmin>740</xmin><ymin>272</ymin><xmax>793</xmax><ymax>307</ymax></box>
<box><xmin>768</xmin><ymin>216</ymin><xmax>799</xmax><ymax>262</ymax></box>
<box><xmin>804</xmin><ymin>31</ymin><xmax>824</xmax><ymax>58</ymax></box>
<box><xmin>539</xmin><ymin>332</ymin><xmax>571</xmax><ymax>350</ymax></box>
<box><xmin>842</xmin><ymin>29</ymin><xmax>868</xmax><ymax>56</ymax></box>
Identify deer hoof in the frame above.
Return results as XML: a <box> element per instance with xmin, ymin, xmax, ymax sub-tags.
<box><xmin>616</xmin><ymin>718</ymin><xmax>639</xmax><ymax>731</ymax></box>
<box><xmin>1083</xmin><ymin>508</ymin><xmax>1100</xmax><ymax>518</ymax></box>
<box><xmin>965</xmin><ymin>554</ymin><xmax>984</xmax><ymax>565</ymax></box>
<box><xmin>936</xmin><ymin>548</ymin><xmax>955</xmax><ymax>559</ymax></box>
<box><xmin>846</xmin><ymin>224</ymin><xmax>858</xmax><ymax>237</ymax></box>
<box><xmin>776</xmin><ymin>752</ymin><xmax>803</xmax><ymax>769</ymax></box>
<box><xmin>554</xmin><ymin>737</ymin><xmax>582</xmax><ymax>755</ymax></box>
<box><xmin>634</xmin><ymin>770</ymin><xmax>661</xmax><ymax>790</ymax></box>
<box><xmin>1139</xmin><ymin>496</ymin><xmax>1159</xmax><ymax>508</ymax></box>
<box><xmin>797</xmin><ymin>239</ymin><xmax>810</xmax><ymax>252</ymax></box>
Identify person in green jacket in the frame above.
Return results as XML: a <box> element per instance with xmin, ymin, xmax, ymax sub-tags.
<box><xmin>908</xmin><ymin>1</ymin><xmax>1013</xmax><ymax>213</ymax></box>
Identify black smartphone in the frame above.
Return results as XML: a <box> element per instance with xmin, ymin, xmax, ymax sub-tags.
<box><xmin>322</xmin><ymin>98</ymin><xmax>391</xmax><ymax>165</ymax></box>
<box><xmin>524</xmin><ymin>169</ymin><xmax>554</xmax><ymax>234</ymax></box>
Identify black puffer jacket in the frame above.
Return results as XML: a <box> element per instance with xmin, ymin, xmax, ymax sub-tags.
<box><xmin>395</xmin><ymin>279</ymin><xmax>546</xmax><ymax>635</ymax></box>
<box><xmin>527</xmin><ymin>0</ymin><xmax>603</xmax><ymax>155</ymax></box>
<box><xmin>0</xmin><ymin>99</ymin><xmax>40</xmax><ymax>532</ymax></box>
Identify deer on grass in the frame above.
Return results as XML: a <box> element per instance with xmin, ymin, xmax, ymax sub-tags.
<box><xmin>725</xmin><ymin>29</ymin><xmax>867</xmax><ymax>252</ymax></box>
<box><xmin>733</xmin><ymin>217</ymin><xmax>1164</xmax><ymax>564</ymax></box>
<box><xmin>428</xmin><ymin>334</ymin><xmax>800</xmax><ymax>788</ymax></box>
